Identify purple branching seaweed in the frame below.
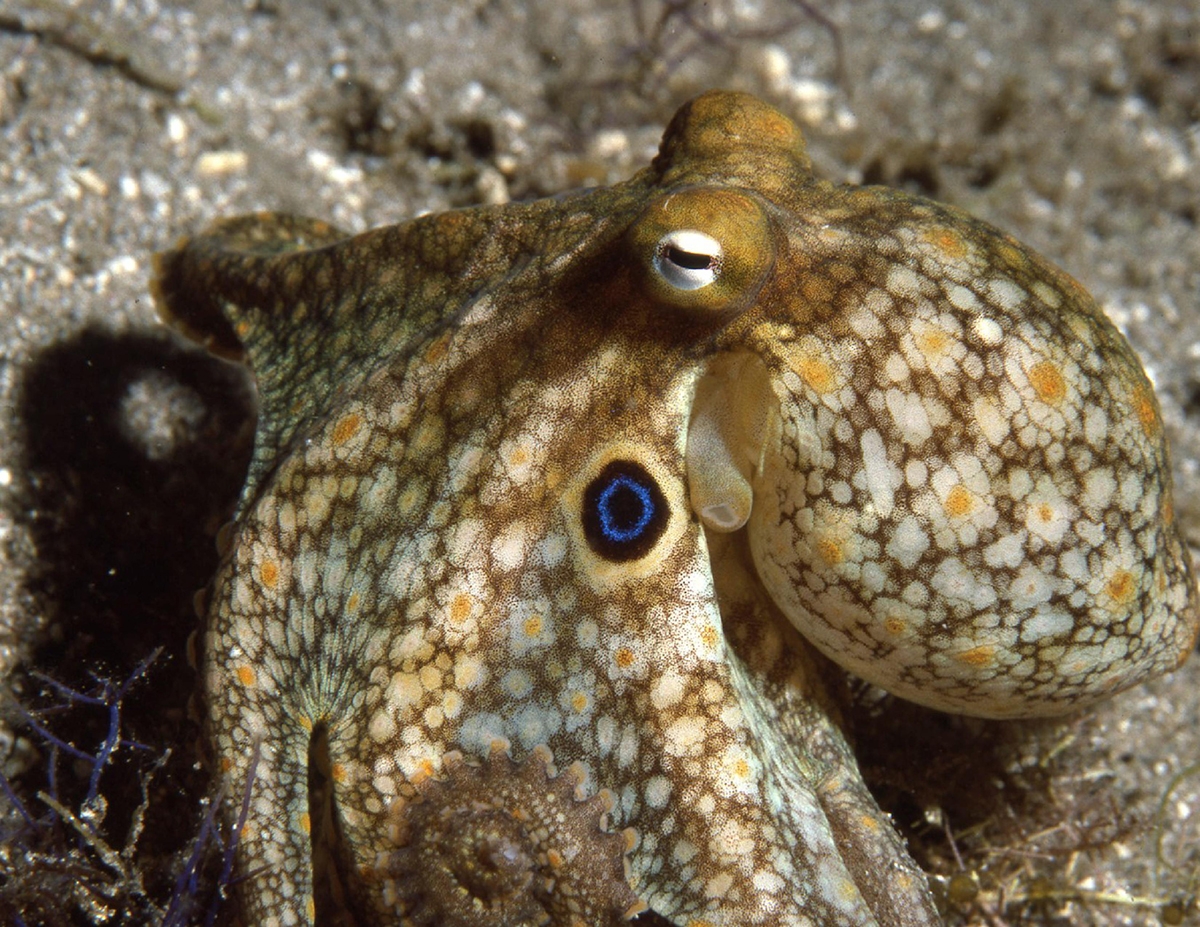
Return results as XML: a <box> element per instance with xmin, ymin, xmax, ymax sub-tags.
<box><xmin>159</xmin><ymin>738</ymin><xmax>258</xmax><ymax>927</ymax></box>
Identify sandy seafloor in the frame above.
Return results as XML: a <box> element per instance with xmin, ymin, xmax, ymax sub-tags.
<box><xmin>0</xmin><ymin>1</ymin><xmax>1198</xmax><ymax>925</ymax></box>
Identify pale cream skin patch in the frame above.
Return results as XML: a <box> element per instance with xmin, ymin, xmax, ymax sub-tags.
<box><xmin>154</xmin><ymin>91</ymin><xmax>1199</xmax><ymax>927</ymax></box>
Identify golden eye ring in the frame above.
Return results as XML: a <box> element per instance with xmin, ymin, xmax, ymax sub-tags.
<box><xmin>629</xmin><ymin>187</ymin><xmax>775</xmax><ymax>316</ymax></box>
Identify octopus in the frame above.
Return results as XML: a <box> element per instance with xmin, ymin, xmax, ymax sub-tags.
<box><xmin>153</xmin><ymin>91</ymin><xmax>1199</xmax><ymax>927</ymax></box>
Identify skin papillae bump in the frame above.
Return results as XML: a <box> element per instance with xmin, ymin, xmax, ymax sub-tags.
<box><xmin>152</xmin><ymin>91</ymin><xmax>1199</xmax><ymax>927</ymax></box>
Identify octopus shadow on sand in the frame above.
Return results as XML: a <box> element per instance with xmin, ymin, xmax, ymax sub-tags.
<box><xmin>7</xmin><ymin>326</ymin><xmax>253</xmax><ymax>923</ymax></box>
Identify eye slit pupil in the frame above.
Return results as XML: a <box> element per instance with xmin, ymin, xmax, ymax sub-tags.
<box><xmin>652</xmin><ymin>229</ymin><xmax>723</xmax><ymax>292</ymax></box>
<box><xmin>665</xmin><ymin>245</ymin><xmax>715</xmax><ymax>271</ymax></box>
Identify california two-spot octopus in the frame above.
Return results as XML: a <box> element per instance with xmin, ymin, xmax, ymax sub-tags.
<box><xmin>153</xmin><ymin>91</ymin><xmax>1199</xmax><ymax>927</ymax></box>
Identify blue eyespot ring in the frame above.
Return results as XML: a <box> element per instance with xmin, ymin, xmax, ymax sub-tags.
<box><xmin>582</xmin><ymin>460</ymin><xmax>669</xmax><ymax>561</ymax></box>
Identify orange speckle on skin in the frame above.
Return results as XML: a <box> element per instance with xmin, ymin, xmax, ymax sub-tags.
<box><xmin>346</xmin><ymin>592</ymin><xmax>360</xmax><ymax>612</ymax></box>
<box><xmin>816</xmin><ymin>536</ymin><xmax>844</xmax><ymax>565</ymax></box>
<box><xmin>570</xmin><ymin>692</ymin><xmax>589</xmax><ymax>713</ymax></box>
<box><xmin>614</xmin><ymin>647</ymin><xmax>636</xmax><ymax>669</ymax></box>
<box><xmin>331</xmin><ymin>763</ymin><xmax>348</xmax><ymax>784</ymax></box>
<box><xmin>1035</xmin><ymin>502</ymin><xmax>1055</xmax><ymax>525</ymax></box>
<box><xmin>546</xmin><ymin>848</ymin><xmax>564</xmax><ymax>869</ymax></box>
<box><xmin>300</xmin><ymin>812</ymin><xmax>311</xmax><ymax>834</ymax></box>
<box><xmin>916</xmin><ymin>328</ymin><xmax>951</xmax><ymax>357</ymax></box>
<box><xmin>1105</xmin><ymin>570</ymin><xmax>1137</xmax><ymax>605</ymax></box>
<box><xmin>884</xmin><ymin>616</ymin><xmax>907</xmax><ymax>635</ymax></box>
<box><xmin>298</xmin><ymin>715</ymin><xmax>314</xmax><ymax>732</ymax></box>
<box><xmin>331</xmin><ymin>412</ymin><xmax>362</xmax><ymax>446</ymax></box>
<box><xmin>523</xmin><ymin>614</ymin><xmax>543</xmax><ymax>637</ymax></box>
<box><xmin>955</xmin><ymin>645</ymin><xmax>995</xmax><ymax>668</ymax></box>
<box><xmin>858</xmin><ymin>814</ymin><xmax>881</xmax><ymax>832</ymax></box>
<box><xmin>508</xmin><ymin>445</ymin><xmax>530</xmax><ymax>466</ymax></box>
<box><xmin>259</xmin><ymin>559</ymin><xmax>279</xmax><ymax>589</ymax></box>
<box><xmin>235</xmin><ymin>319</ymin><xmax>252</xmax><ymax>338</ymax></box>
<box><xmin>700</xmin><ymin>624</ymin><xmax>720</xmax><ymax>648</ymax></box>
<box><xmin>922</xmin><ymin>226</ymin><xmax>968</xmax><ymax>260</ymax></box>
<box><xmin>409</xmin><ymin>764</ymin><xmax>434</xmax><ymax>787</ymax></box>
<box><xmin>1029</xmin><ymin>361</ymin><xmax>1066</xmax><ymax>405</ymax></box>
<box><xmin>944</xmin><ymin>484</ymin><xmax>976</xmax><ymax>518</ymax></box>
<box><xmin>1133</xmin><ymin>388</ymin><xmax>1159</xmax><ymax>435</ymax></box>
<box><xmin>236</xmin><ymin>665</ymin><xmax>256</xmax><ymax>686</ymax></box>
<box><xmin>731</xmin><ymin>758</ymin><xmax>751</xmax><ymax>779</ymax></box>
<box><xmin>219</xmin><ymin>756</ymin><xmax>233</xmax><ymax>772</ymax></box>
<box><xmin>796</xmin><ymin>353</ymin><xmax>835</xmax><ymax>394</ymax></box>
<box><xmin>449</xmin><ymin>593</ymin><xmax>473</xmax><ymax>625</ymax></box>
<box><xmin>759</xmin><ymin>109</ymin><xmax>797</xmax><ymax>144</ymax></box>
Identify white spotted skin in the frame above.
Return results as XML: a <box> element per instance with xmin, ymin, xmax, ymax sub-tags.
<box><xmin>154</xmin><ymin>92</ymin><xmax>1199</xmax><ymax>927</ymax></box>
<box><xmin>740</xmin><ymin>191</ymin><xmax>1198</xmax><ymax>718</ymax></box>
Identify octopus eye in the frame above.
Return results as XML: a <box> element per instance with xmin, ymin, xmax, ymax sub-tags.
<box><xmin>629</xmin><ymin>186</ymin><xmax>774</xmax><ymax>316</ymax></box>
<box><xmin>654</xmin><ymin>229</ymin><xmax>723</xmax><ymax>290</ymax></box>
<box><xmin>582</xmin><ymin>460</ymin><xmax>669</xmax><ymax>561</ymax></box>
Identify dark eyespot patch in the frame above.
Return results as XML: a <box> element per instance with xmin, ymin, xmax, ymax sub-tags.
<box><xmin>582</xmin><ymin>460</ymin><xmax>669</xmax><ymax>561</ymax></box>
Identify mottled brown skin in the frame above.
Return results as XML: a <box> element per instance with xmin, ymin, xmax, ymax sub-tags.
<box><xmin>389</xmin><ymin>745</ymin><xmax>640</xmax><ymax>926</ymax></box>
<box><xmin>154</xmin><ymin>91</ymin><xmax>1199</xmax><ymax>927</ymax></box>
